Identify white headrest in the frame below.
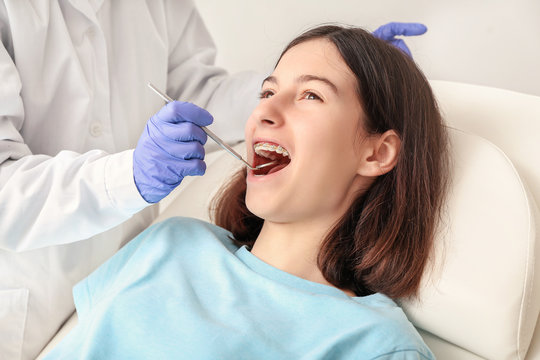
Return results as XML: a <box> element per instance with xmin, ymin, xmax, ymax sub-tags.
<box><xmin>401</xmin><ymin>128</ymin><xmax>540</xmax><ymax>360</ymax></box>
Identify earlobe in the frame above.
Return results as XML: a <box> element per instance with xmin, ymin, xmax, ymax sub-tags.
<box><xmin>358</xmin><ymin>130</ymin><xmax>401</xmax><ymax>176</ymax></box>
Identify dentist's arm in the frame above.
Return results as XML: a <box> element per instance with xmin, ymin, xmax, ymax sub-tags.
<box><xmin>0</xmin><ymin>33</ymin><xmax>209</xmax><ymax>249</ymax></box>
<box><xmin>0</xmin><ymin>41</ymin><xmax>147</xmax><ymax>249</ymax></box>
<box><xmin>372</xmin><ymin>22</ymin><xmax>428</xmax><ymax>57</ymax></box>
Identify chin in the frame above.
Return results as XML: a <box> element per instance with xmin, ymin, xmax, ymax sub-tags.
<box><xmin>247</xmin><ymin>200</ymin><xmax>300</xmax><ymax>227</ymax></box>
<box><xmin>245</xmin><ymin>195</ymin><xmax>268</xmax><ymax>220</ymax></box>
<box><xmin>246</xmin><ymin>196</ymin><xmax>282</xmax><ymax>223</ymax></box>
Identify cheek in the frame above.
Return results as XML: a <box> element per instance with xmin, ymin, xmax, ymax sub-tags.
<box><xmin>302</xmin><ymin>123</ymin><xmax>359</xmax><ymax>165</ymax></box>
<box><xmin>244</xmin><ymin>116</ymin><xmax>256</xmax><ymax>139</ymax></box>
<box><xmin>297</xmin><ymin>125</ymin><xmax>361</xmax><ymax>188</ymax></box>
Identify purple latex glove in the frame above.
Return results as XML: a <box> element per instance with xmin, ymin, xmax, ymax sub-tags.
<box><xmin>372</xmin><ymin>22</ymin><xmax>427</xmax><ymax>57</ymax></box>
<box><xmin>133</xmin><ymin>101</ymin><xmax>213</xmax><ymax>203</ymax></box>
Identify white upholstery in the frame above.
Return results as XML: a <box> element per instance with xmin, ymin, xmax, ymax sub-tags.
<box><xmin>37</xmin><ymin>81</ymin><xmax>540</xmax><ymax>359</ymax></box>
<box><xmin>401</xmin><ymin>129</ymin><xmax>539</xmax><ymax>360</ymax></box>
<box><xmin>414</xmin><ymin>80</ymin><xmax>540</xmax><ymax>360</ymax></box>
<box><xmin>430</xmin><ymin>81</ymin><xmax>540</xmax><ymax>201</ymax></box>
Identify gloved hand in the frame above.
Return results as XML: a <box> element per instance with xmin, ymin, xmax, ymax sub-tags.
<box><xmin>133</xmin><ymin>101</ymin><xmax>213</xmax><ymax>203</ymax></box>
<box><xmin>372</xmin><ymin>22</ymin><xmax>427</xmax><ymax>58</ymax></box>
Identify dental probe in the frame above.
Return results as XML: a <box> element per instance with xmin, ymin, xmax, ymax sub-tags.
<box><xmin>147</xmin><ymin>83</ymin><xmax>277</xmax><ymax>171</ymax></box>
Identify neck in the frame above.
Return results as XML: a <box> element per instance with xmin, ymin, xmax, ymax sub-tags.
<box><xmin>250</xmin><ymin>220</ymin><xmax>354</xmax><ymax>296</ymax></box>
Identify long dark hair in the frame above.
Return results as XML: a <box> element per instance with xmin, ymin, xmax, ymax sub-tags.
<box><xmin>211</xmin><ymin>25</ymin><xmax>449</xmax><ymax>298</ymax></box>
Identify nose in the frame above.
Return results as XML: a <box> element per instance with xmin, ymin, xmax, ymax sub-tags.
<box><xmin>252</xmin><ymin>94</ymin><xmax>286</xmax><ymax>128</ymax></box>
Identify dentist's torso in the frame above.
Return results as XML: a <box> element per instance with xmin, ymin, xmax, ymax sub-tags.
<box><xmin>0</xmin><ymin>0</ymin><xmax>226</xmax><ymax>358</ymax></box>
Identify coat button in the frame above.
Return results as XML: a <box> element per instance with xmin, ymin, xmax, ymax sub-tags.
<box><xmin>89</xmin><ymin>123</ymin><xmax>103</xmax><ymax>137</ymax></box>
<box><xmin>85</xmin><ymin>28</ymin><xmax>97</xmax><ymax>38</ymax></box>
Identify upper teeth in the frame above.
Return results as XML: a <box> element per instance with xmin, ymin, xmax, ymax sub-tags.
<box><xmin>254</xmin><ymin>142</ymin><xmax>290</xmax><ymax>158</ymax></box>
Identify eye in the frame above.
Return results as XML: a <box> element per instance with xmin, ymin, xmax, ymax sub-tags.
<box><xmin>259</xmin><ymin>90</ymin><xmax>274</xmax><ymax>99</ymax></box>
<box><xmin>301</xmin><ymin>91</ymin><xmax>322</xmax><ymax>101</ymax></box>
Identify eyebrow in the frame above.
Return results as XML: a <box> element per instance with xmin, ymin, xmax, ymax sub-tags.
<box><xmin>262</xmin><ymin>74</ymin><xmax>339</xmax><ymax>95</ymax></box>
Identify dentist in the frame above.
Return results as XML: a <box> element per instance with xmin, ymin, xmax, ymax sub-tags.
<box><xmin>0</xmin><ymin>0</ymin><xmax>426</xmax><ymax>358</ymax></box>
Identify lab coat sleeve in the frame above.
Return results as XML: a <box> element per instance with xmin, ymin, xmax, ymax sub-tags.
<box><xmin>0</xmin><ymin>149</ymin><xmax>149</xmax><ymax>251</ymax></box>
<box><xmin>0</xmin><ymin>40</ymin><xmax>148</xmax><ymax>250</ymax></box>
<box><xmin>164</xmin><ymin>1</ymin><xmax>265</xmax><ymax>144</ymax></box>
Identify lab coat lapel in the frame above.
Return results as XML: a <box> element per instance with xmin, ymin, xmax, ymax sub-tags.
<box><xmin>66</xmin><ymin>0</ymin><xmax>104</xmax><ymax>25</ymax></box>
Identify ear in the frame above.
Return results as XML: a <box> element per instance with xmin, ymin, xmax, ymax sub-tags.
<box><xmin>357</xmin><ymin>130</ymin><xmax>401</xmax><ymax>176</ymax></box>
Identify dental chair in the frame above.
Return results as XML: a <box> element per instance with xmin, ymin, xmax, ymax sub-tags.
<box><xmin>37</xmin><ymin>80</ymin><xmax>540</xmax><ymax>359</ymax></box>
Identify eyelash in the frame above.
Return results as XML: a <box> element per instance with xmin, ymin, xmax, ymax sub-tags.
<box><xmin>258</xmin><ymin>90</ymin><xmax>274</xmax><ymax>99</ymax></box>
<box><xmin>302</xmin><ymin>91</ymin><xmax>321</xmax><ymax>101</ymax></box>
<box><xmin>258</xmin><ymin>90</ymin><xmax>322</xmax><ymax>101</ymax></box>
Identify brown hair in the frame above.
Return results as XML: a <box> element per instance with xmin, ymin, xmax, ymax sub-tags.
<box><xmin>211</xmin><ymin>25</ymin><xmax>449</xmax><ymax>299</ymax></box>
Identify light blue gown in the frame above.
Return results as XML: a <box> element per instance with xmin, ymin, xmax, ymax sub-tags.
<box><xmin>45</xmin><ymin>217</ymin><xmax>434</xmax><ymax>360</ymax></box>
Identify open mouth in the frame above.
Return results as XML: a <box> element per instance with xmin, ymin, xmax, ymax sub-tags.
<box><xmin>252</xmin><ymin>142</ymin><xmax>292</xmax><ymax>176</ymax></box>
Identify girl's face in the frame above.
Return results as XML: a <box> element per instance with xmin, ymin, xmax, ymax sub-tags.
<box><xmin>245</xmin><ymin>39</ymin><xmax>373</xmax><ymax>228</ymax></box>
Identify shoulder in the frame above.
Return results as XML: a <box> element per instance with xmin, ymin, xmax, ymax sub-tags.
<box><xmin>83</xmin><ymin>217</ymin><xmax>238</xmax><ymax>294</ymax></box>
<box><xmin>149</xmin><ymin>216</ymin><xmax>231</xmax><ymax>241</ymax></box>
<box><xmin>141</xmin><ymin>217</ymin><xmax>238</xmax><ymax>253</ymax></box>
<box><xmin>347</xmin><ymin>294</ymin><xmax>434</xmax><ymax>359</ymax></box>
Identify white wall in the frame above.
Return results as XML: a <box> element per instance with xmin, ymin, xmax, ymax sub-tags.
<box><xmin>195</xmin><ymin>0</ymin><xmax>540</xmax><ymax>96</ymax></box>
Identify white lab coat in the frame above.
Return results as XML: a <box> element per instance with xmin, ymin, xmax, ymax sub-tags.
<box><xmin>0</xmin><ymin>0</ymin><xmax>262</xmax><ymax>358</ymax></box>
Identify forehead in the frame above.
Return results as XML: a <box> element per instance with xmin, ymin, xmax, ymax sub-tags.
<box><xmin>273</xmin><ymin>38</ymin><xmax>357</xmax><ymax>91</ymax></box>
